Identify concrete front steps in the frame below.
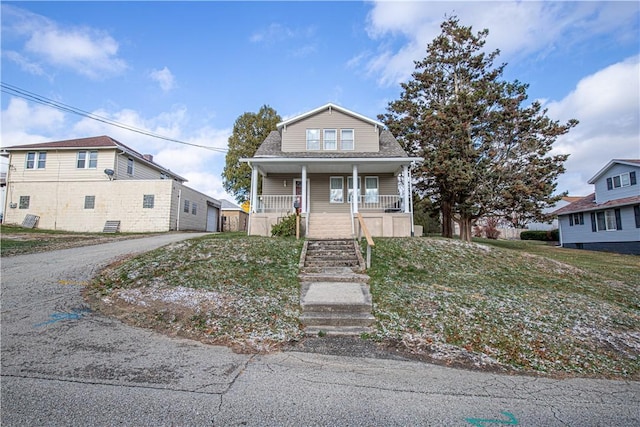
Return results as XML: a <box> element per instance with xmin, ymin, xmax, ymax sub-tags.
<box><xmin>299</xmin><ymin>239</ymin><xmax>374</xmax><ymax>336</ymax></box>
<box><xmin>306</xmin><ymin>213</ymin><xmax>353</xmax><ymax>239</ymax></box>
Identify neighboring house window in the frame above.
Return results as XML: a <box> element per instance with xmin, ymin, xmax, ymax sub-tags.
<box><xmin>347</xmin><ymin>176</ymin><xmax>361</xmax><ymax>203</ymax></box>
<box><xmin>143</xmin><ymin>194</ymin><xmax>155</xmax><ymax>209</ymax></box>
<box><xmin>77</xmin><ymin>151</ymin><xmax>98</xmax><ymax>168</ymax></box>
<box><xmin>192</xmin><ymin>203</ymin><xmax>197</xmax><ymax>215</ymax></box>
<box><xmin>569</xmin><ymin>213</ymin><xmax>584</xmax><ymax>226</ymax></box>
<box><xmin>324</xmin><ymin>129</ymin><xmax>337</xmax><ymax>150</ymax></box>
<box><xmin>306</xmin><ymin>129</ymin><xmax>320</xmax><ymax>150</ymax></box>
<box><xmin>84</xmin><ymin>195</ymin><xmax>95</xmax><ymax>209</ymax></box>
<box><xmin>365</xmin><ymin>176</ymin><xmax>379</xmax><ymax>203</ymax></box>
<box><xmin>127</xmin><ymin>158</ymin><xmax>134</xmax><ymax>175</ymax></box>
<box><xmin>19</xmin><ymin>196</ymin><xmax>30</xmax><ymax>209</ymax></box>
<box><xmin>330</xmin><ymin>177</ymin><xmax>344</xmax><ymax>203</ymax></box>
<box><xmin>634</xmin><ymin>205</ymin><xmax>640</xmax><ymax>228</ymax></box>
<box><xmin>26</xmin><ymin>152</ymin><xmax>46</xmax><ymax>169</ymax></box>
<box><xmin>341</xmin><ymin>129</ymin><xmax>354</xmax><ymax>150</ymax></box>
<box><xmin>184</xmin><ymin>200</ymin><xmax>190</xmax><ymax>213</ymax></box>
<box><xmin>592</xmin><ymin>209</ymin><xmax>622</xmax><ymax>232</ymax></box>
<box><xmin>607</xmin><ymin>171</ymin><xmax>637</xmax><ymax>189</ymax></box>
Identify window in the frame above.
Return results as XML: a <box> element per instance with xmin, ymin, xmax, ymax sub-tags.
<box><xmin>306</xmin><ymin>129</ymin><xmax>320</xmax><ymax>150</ymax></box>
<box><xmin>341</xmin><ymin>129</ymin><xmax>354</xmax><ymax>150</ymax></box>
<box><xmin>347</xmin><ymin>176</ymin><xmax>361</xmax><ymax>203</ymax></box>
<box><xmin>26</xmin><ymin>152</ymin><xmax>46</xmax><ymax>169</ymax></box>
<box><xmin>634</xmin><ymin>205</ymin><xmax>640</xmax><ymax>228</ymax></box>
<box><xmin>127</xmin><ymin>158</ymin><xmax>134</xmax><ymax>175</ymax></box>
<box><xmin>84</xmin><ymin>195</ymin><xmax>95</xmax><ymax>209</ymax></box>
<box><xmin>143</xmin><ymin>194</ymin><xmax>155</xmax><ymax>209</ymax></box>
<box><xmin>192</xmin><ymin>203</ymin><xmax>197</xmax><ymax>215</ymax></box>
<box><xmin>569</xmin><ymin>213</ymin><xmax>584</xmax><ymax>226</ymax></box>
<box><xmin>595</xmin><ymin>209</ymin><xmax>620</xmax><ymax>231</ymax></box>
<box><xmin>330</xmin><ymin>177</ymin><xmax>344</xmax><ymax>203</ymax></box>
<box><xmin>184</xmin><ymin>200</ymin><xmax>190</xmax><ymax>213</ymax></box>
<box><xmin>365</xmin><ymin>176</ymin><xmax>379</xmax><ymax>203</ymax></box>
<box><xmin>607</xmin><ymin>171</ymin><xmax>636</xmax><ymax>189</ymax></box>
<box><xmin>19</xmin><ymin>196</ymin><xmax>30</xmax><ymax>209</ymax></box>
<box><xmin>324</xmin><ymin>129</ymin><xmax>337</xmax><ymax>150</ymax></box>
<box><xmin>77</xmin><ymin>151</ymin><xmax>97</xmax><ymax>169</ymax></box>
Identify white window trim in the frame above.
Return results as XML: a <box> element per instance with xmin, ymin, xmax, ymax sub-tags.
<box><xmin>323</xmin><ymin>129</ymin><xmax>337</xmax><ymax>150</ymax></box>
<box><xmin>347</xmin><ymin>176</ymin><xmax>361</xmax><ymax>203</ymax></box>
<box><xmin>306</xmin><ymin>129</ymin><xmax>321</xmax><ymax>151</ymax></box>
<box><xmin>364</xmin><ymin>176</ymin><xmax>379</xmax><ymax>203</ymax></box>
<box><xmin>330</xmin><ymin>176</ymin><xmax>344</xmax><ymax>204</ymax></box>
<box><xmin>26</xmin><ymin>151</ymin><xmax>46</xmax><ymax>169</ymax></box>
<box><xmin>341</xmin><ymin>129</ymin><xmax>354</xmax><ymax>151</ymax></box>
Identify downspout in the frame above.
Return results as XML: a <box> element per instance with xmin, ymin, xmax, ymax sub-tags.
<box><xmin>558</xmin><ymin>218</ymin><xmax>563</xmax><ymax>247</ymax></box>
<box><xmin>176</xmin><ymin>188</ymin><xmax>181</xmax><ymax>231</ymax></box>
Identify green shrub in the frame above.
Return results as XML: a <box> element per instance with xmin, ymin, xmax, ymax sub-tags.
<box><xmin>271</xmin><ymin>214</ymin><xmax>298</xmax><ymax>237</ymax></box>
<box><xmin>520</xmin><ymin>229</ymin><xmax>559</xmax><ymax>241</ymax></box>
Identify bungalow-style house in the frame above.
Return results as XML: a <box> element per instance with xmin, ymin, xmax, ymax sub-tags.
<box><xmin>241</xmin><ymin>103</ymin><xmax>422</xmax><ymax>238</ymax></box>
<box><xmin>2</xmin><ymin>136</ymin><xmax>221</xmax><ymax>233</ymax></box>
<box><xmin>554</xmin><ymin>159</ymin><xmax>640</xmax><ymax>254</ymax></box>
<box><xmin>220</xmin><ymin>199</ymin><xmax>248</xmax><ymax>232</ymax></box>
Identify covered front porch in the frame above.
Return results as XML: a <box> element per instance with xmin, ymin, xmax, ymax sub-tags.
<box><xmin>245</xmin><ymin>158</ymin><xmax>416</xmax><ymax>238</ymax></box>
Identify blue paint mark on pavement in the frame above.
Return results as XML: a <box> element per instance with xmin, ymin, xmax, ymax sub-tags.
<box><xmin>466</xmin><ymin>411</ymin><xmax>519</xmax><ymax>426</ymax></box>
<box><xmin>34</xmin><ymin>308</ymin><xmax>91</xmax><ymax>327</ymax></box>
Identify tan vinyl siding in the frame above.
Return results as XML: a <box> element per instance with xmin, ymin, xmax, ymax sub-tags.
<box><xmin>281</xmin><ymin>109</ymin><xmax>380</xmax><ymax>152</ymax></box>
<box><xmin>9</xmin><ymin>149</ymin><xmax>118</xmax><ymax>182</ymax></box>
<box><xmin>115</xmin><ymin>154</ymin><xmax>164</xmax><ymax>180</ymax></box>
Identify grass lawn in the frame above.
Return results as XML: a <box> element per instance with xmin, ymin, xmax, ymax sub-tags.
<box><xmin>86</xmin><ymin>233</ymin><xmax>639</xmax><ymax>378</ymax></box>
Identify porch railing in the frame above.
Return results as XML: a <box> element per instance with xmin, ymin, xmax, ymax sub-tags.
<box><xmin>356</xmin><ymin>195</ymin><xmax>403</xmax><ymax>212</ymax></box>
<box><xmin>254</xmin><ymin>195</ymin><xmax>296</xmax><ymax>214</ymax></box>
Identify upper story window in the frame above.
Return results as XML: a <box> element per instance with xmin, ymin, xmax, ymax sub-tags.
<box><xmin>127</xmin><ymin>158</ymin><xmax>134</xmax><ymax>175</ymax></box>
<box><xmin>26</xmin><ymin>152</ymin><xmax>46</xmax><ymax>169</ymax></box>
<box><xmin>323</xmin><ymin>129</ymin><xmax>337</xmax><ymax>150</ymax></box>
<box><xmin>607</xmin><ymin>171</ymin><xmax>636</xmax><ymax>189</ymax></box>
<box><xmin>77</xmin><ymin>151</ymin><xmax>98</xmax><ymax>169</ymax></box>
<box><xmin>306</xmin><ymin>129</ymin><xmax>320</xmax><ymax>150</ymax></box>
<box><xmin>341</xmin><ymin>129</ymin><xmax>354</xmax><ymax>150</ymax></box>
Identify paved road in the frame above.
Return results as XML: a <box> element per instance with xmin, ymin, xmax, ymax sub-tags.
<box><xmin>1</xmin><ymin>234</ymin><xmax>639</xmax><ymax>426</ymax></box>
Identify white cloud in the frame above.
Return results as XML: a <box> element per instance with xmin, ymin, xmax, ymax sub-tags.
<box><xmin>2</xmin><ymin>4</ymin><xmax>127</xmax><ymax>79</ymax></box>
<box><xmin>360</xmin><ymin>1</ymin><xmax>639</xmax><ymax>87</ymax></box>
<box><xmin>1</xmin><ymin>98</ymin><xmax>65</xmax><ymax>146</ymax></box>
<box><xmin>150</xmin><ymin>67</ymin><xmax>176</xmax><ymax>92</ymax></box>
<box><xmin>547</xmin><ymin>56</ymin><xmax>640</xmax><ymax>196</ymax></box>
<box><xmin>250</xmin><ymin>23</ymin><xmax>294</xmax><ymax>44</ymax></box>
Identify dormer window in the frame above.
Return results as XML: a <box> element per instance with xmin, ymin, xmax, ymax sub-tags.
<box><xmin>341</xmin><ymin>129</ymin><xmax>354</xmax><ymax>150</ymax></box>
<box><xmin>306</xmin><ymin>129</ymin><xmax>320</xmax><ymax>150</ymax></box>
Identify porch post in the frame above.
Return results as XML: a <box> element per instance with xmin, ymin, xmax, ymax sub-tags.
<box><xmin>352</xmin><ymin>164</ymin><xmax>359</xmax><ymax>214</ymax></box>
<box><xmin>301</xmin><ymin>165</ymin><xmax>308</xmax><ymax>213</ymax></box>
<box><xmin>402</xmin><ymin>164</ymin><xmax>410</xmax><ymax>213</ymax></box>
<box><xmin>250</xmin><ymin>166</ymin><xmax>258</xmax><ymax>213</ymax></box>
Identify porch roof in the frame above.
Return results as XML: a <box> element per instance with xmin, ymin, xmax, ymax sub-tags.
<box><xmin>243</xmin><ymin>156</ymin><xmax>419</xmax><ymax>175</ymax></box>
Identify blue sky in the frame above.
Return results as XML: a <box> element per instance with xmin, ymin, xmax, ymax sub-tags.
<box><xmin>2</xmin><ymin>1</ymin><xmax>639</xmax><ymax>203</ymax></box>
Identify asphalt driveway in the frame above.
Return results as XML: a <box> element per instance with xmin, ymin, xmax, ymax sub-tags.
<box><xmin>1</xmin><ymin>233</ymin><xmax>638</xmax><ymax>426</ymax></box>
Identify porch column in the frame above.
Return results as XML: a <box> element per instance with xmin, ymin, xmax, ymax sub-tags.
<box><xmin>250</xmin><ymin>166</ymin><xmax>258</xmax><ymax>213</ymax></box>
<box><xmin>301</xmin><ymin>165</ymin><xmax>308</xmax><ymax>213</ymax></box>
<box><xmin>352</xmin><ymin>164</ymin><xmax>359</xmax><ymax>214</ymax></box>
<box><xmin>402</xmin><ymin>164</ymin><xmax>410</xmax><ymax>213</ymax></box>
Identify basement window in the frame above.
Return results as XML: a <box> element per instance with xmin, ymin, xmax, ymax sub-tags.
<box><xmin>143</xmin><ymin>194</ymin><xmax>155</xmax><ymax>209</ymax></box>
<box><xmin>84</xmin><ymin>195</ymin><xmax>95</xmax><ymax>209</ymax></box>
<box><xmin>19</xmin><ymin>196</ymin><xmax>30</xmax><ymax>209</ymax></box>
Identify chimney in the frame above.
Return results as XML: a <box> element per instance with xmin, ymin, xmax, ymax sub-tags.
<box><xmin>143</xmin><ymin>154</ymin><xmax>153</xmax><ymax>162</ymax></box>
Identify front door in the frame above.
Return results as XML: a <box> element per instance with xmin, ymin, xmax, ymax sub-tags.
<box><xmin>294</xmin><ymin>179</ymin><xmax>310</xmax><ymax>213</ymax></box>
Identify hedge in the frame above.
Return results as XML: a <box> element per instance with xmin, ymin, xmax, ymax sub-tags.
<box><xmin>520</xmin><ymin>229</ymin><xmax>560</xmax><ymax>241</ymax></box>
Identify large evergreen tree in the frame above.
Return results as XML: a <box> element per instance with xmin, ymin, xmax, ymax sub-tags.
<box><xmin>222</xmin><ymin>105</ymin><xmax>281</xmax><ymax>203</ymax></box>
<box><xmin>380</xmin><ymin>16</ymin><xmax>577</xmax><ymax>241</ymax></box>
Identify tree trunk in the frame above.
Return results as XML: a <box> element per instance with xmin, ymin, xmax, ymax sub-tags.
<box><xmin>458</xmin><ymin>214</ymin><xmax>473</xmax><ymax>242</ymax></box>
<box><xmin>441</xmin><ymin>201</ymin><xmax>453</xmax><ymax>238</ymax></box>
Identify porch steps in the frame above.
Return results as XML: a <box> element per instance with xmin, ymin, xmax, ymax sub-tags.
<box><xmin>299</xmin><ymin>239</ymin><xmax>374</xmax><ymax>336</ymax></box>
<box><xmin>306</xmin><ymin>213</ymin><xmax>353</xmax><ymax>239</ymax></box>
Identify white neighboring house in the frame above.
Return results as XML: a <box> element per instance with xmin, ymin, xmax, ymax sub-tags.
<box><xmin>2</xmin><ymin>135</ymin><xmax>221</xmax><ymax>233</ymax></box>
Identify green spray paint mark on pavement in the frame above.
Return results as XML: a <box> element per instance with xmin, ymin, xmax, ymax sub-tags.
<box><xmin>466</xmin><ymin>411</ymin><xmax>518</xmax><ymax>426</ymax></box>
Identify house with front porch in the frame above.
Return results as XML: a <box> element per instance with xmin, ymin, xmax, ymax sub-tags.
<box><xmin>241</xmin><ymin>103</ymin><xmax>421</xmax><ymax>238</ymax></box>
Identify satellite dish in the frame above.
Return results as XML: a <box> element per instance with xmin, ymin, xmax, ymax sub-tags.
<box><xmin>104</xmin><ymin>169</ymin><xmax>115</xmax><ymax>180</ymax></box>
